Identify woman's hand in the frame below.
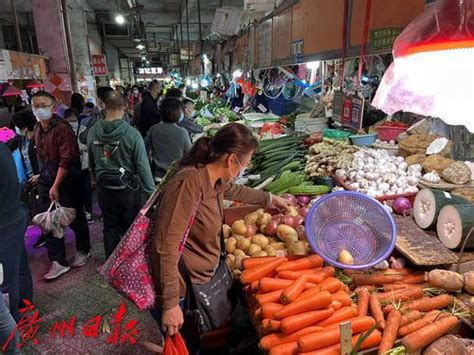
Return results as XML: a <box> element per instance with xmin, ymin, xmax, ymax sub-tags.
<box><xmin>162</xmin><ymin>304</ymin><xmax>184</xmax><ymax>336</ymax></box>
<box><xmin>270</xmin><ymin>194</ymin><xmax>293</xmax><ymax>212</ymax></box>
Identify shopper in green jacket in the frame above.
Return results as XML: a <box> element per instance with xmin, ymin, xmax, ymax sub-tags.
<box><xmin>87</xmin><ymin>90</ymin><xmax>154</xmax><ymax>258</ymax></box>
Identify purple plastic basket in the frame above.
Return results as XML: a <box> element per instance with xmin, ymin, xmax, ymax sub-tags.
<box><xmin>305</xmin><ymin>191</ymin><xmax>397</xmax><ymax>269</ymax></box>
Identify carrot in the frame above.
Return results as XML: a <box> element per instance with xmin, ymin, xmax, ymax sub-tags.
<box><xmin>300</xmin><ymin>329</ymin><xmax>382</xmax><ymax>355</ymax></box>
<box><xmin>402</xmin><ymin>273</ymin><xmax>426</xmax><ymax>284</ymax></box>
<box><xmin>259</xmin><ymin>277</ymin><xmax>315</xmax><ymax>293</ymax></box>
<box><xmin>323</xmin><ymin>315</ymin><xmax>375</xmax><ymax>331</ymax></box>
<box><xmin>400</xmin><ymin>294</ymin><xmax>454</xmax><ymax>312</ymax></box>
<box><xmin>298</xmin><ymin>316</ymin><xmax>376</xmax><ymax>351</ymax></box>
<box><xmin>352</xmin><ymin>273</ymin><xmax>405</xmax><ymax>286</ymax></box>
<box><xmin>254</xmin><ymin>307</ymin><xmax>262</xmax><ymax>321</ymax></box>
<box><xmin>295</xmin><ymin>278</ymin><xmax>342</xmax><ymax>302</ymax></box>
<box><xmin>256</xmin><ymin>290</ymin><xmax>282</xmax><ymax>306</ymax></box>
<box><xmin>369</xmin><ymin>294</ymin><xmax>385</xmax><ymax>330</ymax></box>
<box><xmin>250</xmin><ymin>280</ymin><xmax>260</xmax><ymax>293</ymax></box>
<box><xmin>281</xmin><ymin>274</ymin><xmax>308</xmax><ymax>304</ymax></box>
<box><xmin>378</xmin><ymin>310</ymin><xmax>402</xmax><ymax>354</ymax></box>
<box><xmin>401</xmin><ymin>315</ymin><xmax>459</xmax><ymax>352</ymax></box>
<box><xmin>376</xmin><ymin>286</ymin><xmax>425</xmax><ymax>302</ymax></box>
<box><xmin>399</xmin><ymin>310</ymin><xmax>424</xmax><ymax>327</ymax></box>
<box><xmin>383</xmin><ymin>268</ymin><xmax>412</xmax><ymax>275</ymax></box>
<box><xmin>398</xmin><ymin>310</ymin><xmax>447</xmax><ymax>337</ymax></box>
<box><xmin>330</xmin><ymin>292</ymin><xmax>352</xmax><ymax>307</ymax></box>
<box><xmin>259</xmin><ymin>326</ymin><xmax>323</xmax><ymax>351</ymax></box>
<box><xmin>277</xmin><ymin>269</ymin><xmax>320</xmax><ymax>280</ymax></box>
<box><xmin>329</xmin><ymin>300</ymin><xmax>342</xmax><ymax>310</ymax></box>
<box><xmin>274</xmin><ymin>290</ymin><xmax>331</xmax><ymax>320</ymax></box>
<box><xmin>262</xmin><ymin>318</ymin><xmax>281</xmax><ymax>333</ymax></box>
<box><xmin>280</xmin><ymin>308</ymin><xmax>334</xmax><ymax>334</ymax></box>
<box><xmin>357</xmin><ymin>288</ymin><xmax>370</xmax><ymax>316</ymax></box>
<box><xmin>240</xmin><ymin>257</ymin><xmax>287</xmax><ymax>284</ymax></box>
<box><xmin>261</xmin><ymin>303</ymin><xmax>284</xmax><ymax>319</ymax></box>
<box><xmin>317</xmin><ymin>306</ymin><xmax>358</xmax><ymax>327</ymax></box>
<box><xmin>243</xmin><ymin>256</ymin><xmax>277</xmax><ymax>270</ymax></box>
<box><xmin>383</xmin><ymin>283</ymin><xmax>428</xmax><ymax>292</ymax></box>
<box><xmin>268</xmin><ymin>341</ymin><xmax>298</xmax><ymax>355</ymax></box>
<box><xmin>275</xmin><ymin>255</ymin><xmax>323</xmax><ymax>273</ymax></box>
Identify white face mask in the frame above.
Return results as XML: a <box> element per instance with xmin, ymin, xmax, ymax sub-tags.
<box><xmin>33</xmin><ymin>106</ymin><xmax>53</xmax><ymax>121</ymax></box>
<box><xmin>229</xmin><ymin>156</ymin><xmax>246</xmax><ymax>181</ymax></box>
<box><xmin>15</xmin><ymin>127</ymin><xmax>25</xmax><ymax>136</ymax></box>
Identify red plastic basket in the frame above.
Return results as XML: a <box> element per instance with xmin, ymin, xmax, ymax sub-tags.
<box><xmin>377</xmin><ymin>126</ymin><xmax>407</xmax><ymax>142</ymax></box>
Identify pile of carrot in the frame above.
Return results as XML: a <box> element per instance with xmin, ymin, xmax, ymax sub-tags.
<box><xmin>240</xmin><ymin>255</ymin><xmax>382</xmax><ymax>354</ymax></box>
<box><xmin>347</xmin><ymin>268</ymin><xmax>460</xmax><ymax>353</ymax></box>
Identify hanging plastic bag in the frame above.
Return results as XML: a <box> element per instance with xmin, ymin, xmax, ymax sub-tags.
<box><xmin>372</xmin><ymin>0</ymin><xmax>474</xmax><ymax>132</ymax></box>
<box><xmin>32</xmin><ymin>202</ymin><xmax>76</xmax><ymax>238</ymax></box>
<box><xmin>163</xmin><ymin>333</ymin><xmax>189</xmax><ymax>355</ymax></box>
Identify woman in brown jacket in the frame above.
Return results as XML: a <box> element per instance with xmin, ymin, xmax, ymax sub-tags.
<box><xmin>151</xmin><ymin>123</ymin><xmax>290</xmax><ymax>351</ymax></box>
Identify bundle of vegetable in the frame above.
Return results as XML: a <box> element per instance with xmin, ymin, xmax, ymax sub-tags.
<box><xmin>240</xmin><ymin>255</ymin><xmax>381</xmax><ymax>354</ymax></box>
<box><xmin>264</xmin><ymin>170</ymin><xmax>330</xmax><ymax>196</ymax></box>
<box><xmin>305</xmin><ymin>138</ymin><xmax>358</xmax><ymax>178</ymax></box>
<box><xmin>224</xmin><ymin>206</ymin><xmax>313</xmax><ymax>277</ymax></box>
<box><xmin>336</xmin><ymin>148</ymin><xmax>420</xmax><ymax>198</ymax></box>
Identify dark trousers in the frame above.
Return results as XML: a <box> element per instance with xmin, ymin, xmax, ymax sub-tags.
<box><xmin>38</xmin><ymin>182</ymin><xmax>91</xmax><ymax>267</ymax></box>
<box><xmin>80</xmin><ymin>169</ymin><xmax>93</xmax><ymax>213</ymax></box>
<box><xmin>97</xmin><ymin>185</ymin><xmax>141</xmax><ymax>259</ymax></box>
<box><xmin>0</xmin><ymin>210</ymin><xmax>33</xmax><ymax>322</ymax></box>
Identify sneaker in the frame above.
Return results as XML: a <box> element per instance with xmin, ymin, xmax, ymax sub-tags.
<box><xmin>71</xmin><ymin>251</ymin><xmax>90</xmax><ymax>268</ymax></box>
<box><xmin>43</xmin><ymin>261</ymin><xmax>70</xmax><ymax>280</ymax></box>
<box><xmin>33</xmin><ymin>235</ymin><xmax>46</xmax><ymax>249</ymax></box>
<box><xmin>85</xmin><ymin>212</ymin><xmax>94</xmax><ymax>224</ymax></box>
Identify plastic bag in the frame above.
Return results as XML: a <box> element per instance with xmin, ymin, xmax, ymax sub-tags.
<box><xmin>163</xmin><ymin>333</ymin><xmax>189</xmax><ymax>355</ymax></box>
<box><xmin>372</xmin><ymin>0</ymin><xmax>474</xmax><ymax>132</ymax></box>
<box><xmin>32</xmin><ymin>202</ymin><xmax>76</xmax><ymax>238</ymax></box>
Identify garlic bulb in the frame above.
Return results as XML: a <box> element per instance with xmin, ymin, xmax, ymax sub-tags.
<box><xmin>422</xmin><ymin>171</ymin><xmax>441</xmax><ymax>183</ymax></box>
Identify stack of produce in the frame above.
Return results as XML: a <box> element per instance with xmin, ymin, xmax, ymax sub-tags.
<box><xmin>224</xmin><ymin>205</ymin><xmax>313</xmax><ymax>278</ymax></box>
<box><xmin>194</xmin><ymin>99</ymin><xmax>239</xmax><ymax>126</ymax></box>
<box><xmin>264</xmin><ymin>171</ymin><xmax>330</xmax><ymax>196</ymax></box>
<box><xmin>344</xmin><ymin>268</ymin><xmax>467</xmax><ymax>354</ymax></box>
<box><xmin>305</xmin><ymin>138</ymin><xmax>358</xmax><ymax>178</ymax></box>
<box><xmin>248</xmin><ymin>135</ymin><xmax>308</xmax><ymax>188</ymax></box>
<box><xmin>240</xmin><ymin>255</ymin><xmax>382</xmax><ymax>354</ymax></box>
<box><xmin>335</xmin><ymin>148</ymin><xmax>420</xmax><ymax>198</ymax></box>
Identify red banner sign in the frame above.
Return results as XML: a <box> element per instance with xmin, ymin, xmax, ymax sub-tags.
<box><xmin>91</xmin><ymin>54</ymin><xmax>108</xmax><ymax>76</ymax></box>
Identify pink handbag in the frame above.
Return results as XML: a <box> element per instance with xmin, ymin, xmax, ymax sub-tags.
<box><xmin>97</xmin><ymin>178</ymin><xmax>201</xmax><ymax>310</ymax></box>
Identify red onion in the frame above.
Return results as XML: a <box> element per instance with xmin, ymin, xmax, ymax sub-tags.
<box><xmin>265</xmin><ymin>220</ymin><xmax>279</xmax><ymax>236</ymax></box>
<box><xmin>296</xmin><ymin>225</ymin><xmax>307</xmax><ymax>241</ymax></box>
<box><xmin>272</xmin><ymin>214</ymin><xmax>284</xmax><ymax>224</ymax></box>
<box><xmin>246</xmin><ymin>224</ymin><xmax>257</xmax><ymax>237</ymax></box>
<box><xmin>297</xmin><ymin>196</ymin><xmax>311</xmax><ymax>206</ymax></box>
<box><xmin>299</xmin><ymin>206</ymin><xmax>309</xmax><ymax>217</ymax></box>
<box><xmin>293</xmin><ymin>215</ymin><xmax>305</xmax><ymax>226</ymax></box>
<box><xmin>392</xmin><ymin>197</ymin><xmax>412</xmax><ymax>216</ymax></box>
<box><xmin>280</xmin><ymin>193</ymin><xmax>298</xmax><ymax>206</ymax></box>
<box><xmin>283</xmin><ymin>215</ymin><xmax>296</xmax><ymax>228</ymax></box>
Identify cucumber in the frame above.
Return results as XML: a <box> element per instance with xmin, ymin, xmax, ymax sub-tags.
<box><xmin>288</xmin><ymin>185</ymin><xmax>331</xmax><ymax>196</ymax></box>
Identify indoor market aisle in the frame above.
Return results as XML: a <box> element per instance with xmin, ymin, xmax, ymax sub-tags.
<box><xmin>21</xmin><ymin>207</ymin><xmax>161</xmax><ymax>354</ymax></box>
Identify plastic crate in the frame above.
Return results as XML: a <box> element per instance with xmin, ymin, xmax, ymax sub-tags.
<box><xmin>377</xmin><ymin>125</ymin><xmax>407</xmax><ymax>141</ymax></box>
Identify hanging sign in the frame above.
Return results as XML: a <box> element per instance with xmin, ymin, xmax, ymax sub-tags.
<box><xmin>91</xmin><ymin>54</ymin><xmax>108</xmax><ymax>76</ymax></box>
<box><xmin>370</xmin><ymin>28</ymin><xmax>403</xmax><ymax>51</ymax></box>
<box><xmin>332</xmin><ymin>90</ymin><xmax>364</xmax><ymax>130</ymax></box>
<box><xmin>291</xmin><ymin>40</ymin><xmax>304</xmax><ymax>64</ymax></box>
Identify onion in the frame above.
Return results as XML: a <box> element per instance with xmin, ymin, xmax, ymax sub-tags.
<box><xmin>246</xmin><ymin>224</ymin><xmax>257</xmax><ymax>237</ymax></box>
<box><xmin>283</xmin><ymin>215</ymin><xmax>296</xmax><ymax>228</ymax></box>
<box><xmin>264</xmin><ymin>220</ymin><xmax>279</xmax><ymax>236</ymax></box>
<box><xmin>293</xmin><ymin>215</ymin><xmax>305</xmax><ymax>226</ymax></box>
<box><xmin>392</xmin><ymin>197</ymin><xmax>412</xmax><ymax>216</ymax></box>
<box><xmin>271</xmin><ymin>214</ymin><xmax>284</xmax><ymax>224</ymax></box>
<box><xmin>299</xmin><ymin>206</ymin><xmax>309</xmax><ymax>217</ymax></box>
<box><xmin>296</xmin><ymin>225</ymin><xmax>307</xmax><ymax>241</ymax></box>
<box><xmin>280</xmin><ymin>193</ymin><xmax>298</xmax><ymax>206</ymax></box>
<box><xmin>297</xmin><ymin>196</ymin><xmax>311</xmax><ymax>206</ymax></box>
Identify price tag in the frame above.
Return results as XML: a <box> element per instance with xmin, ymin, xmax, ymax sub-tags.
<box><xmin>443</xmin><ymin>191</ymin><xmax>452</xmax><ymax>199</ymax></box>
<box><xmin>233</xmin><ymin>107</ymin><xmax>241</xmax><ymax>113</ymax></box>
<box><xmin>258</xmin><ymin>104</ymin><xmax>268</xmax><ymax>113</ymax></box>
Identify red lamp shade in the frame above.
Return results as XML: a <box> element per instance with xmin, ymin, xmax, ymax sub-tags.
<box><xmin>26</xmin><ymin>79</ymin><xmax>45</xmax><ymax>89</ymax></box>
<box><xmin>2</xmin><ymin>84</ymin><xmax>22</xmax><ymax>97</ymax></box>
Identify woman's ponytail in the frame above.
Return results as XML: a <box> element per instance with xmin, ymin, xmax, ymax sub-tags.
<box><xmin>180</xmin><ymin>136</ymin><xmax>214</xmax><ymax>166</ymax></box>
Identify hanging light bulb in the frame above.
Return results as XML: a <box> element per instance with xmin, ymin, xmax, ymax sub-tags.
<box><xmin>136</xmin><ymin>44</ymin><xmax>145</xmax><ymax>50</ymax></box>
<box><xmin>115</xmin><ymin>14</ymin><xmax>125</xmax><ymax>25</ymax></box>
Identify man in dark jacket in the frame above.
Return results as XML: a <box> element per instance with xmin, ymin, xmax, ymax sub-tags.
<box><xmin>32</xmin><ymin>91</ymin><xmax>91</xmax><ymax>280</ymax></box>
<box><xmin>138</xmin><ymin>80</ymin><xmax>162</xmax><ymax>137</ymax></box>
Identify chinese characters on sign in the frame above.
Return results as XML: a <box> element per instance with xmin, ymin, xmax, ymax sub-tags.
<box><xmin>91</xmin><ymin>54</ymin><xmax>108</xmax><ymax>76</ymax></box>
<box><xmin>370</xmin><ymin>28</ymin><xmax>403</xmax><ymax>50</ymax></box>
<box><xmin>332</xmin><ymin>90</ymin><xmax>365</xmax><ymax>130</ymax></box>
<box><xmin>2</xmin><ymin>300</ymin><xmax>138</xmax><ymax>351</ymax></box>
<box><xmin>136</xmin><ymin>67</ymin><xmax>163</xmax><ymax>75</ymax></box>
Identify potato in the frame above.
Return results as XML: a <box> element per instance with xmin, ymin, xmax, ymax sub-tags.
<box><xmin>427</xmin><ymin>269</ymin><xmax>464</xmax><ymax>292</ymax></box>
<box><xmin>247</xmin><ymin>243</ymin><xmax>262</xmax><ymax>256</ymax></box>
<box><xmin>287</xmin><ymin>241</ymin><xmax>307</xmax><ymax>256</ymax></box>
<box><xmin>222</xmin><ymin>224</ymin><xmax>233</xmax><ymax>239</ymax></box>
<box><xmin>267</xmin><ymin>237</ymin><xmax>279</xmax><ymax>244</ymax></box>
<box><xmin>236</xmin><ymin>238</ymin><xmax>251</xmax><ymax>252</ymax></box>
<box><xmin>232</xmin><ymin>220</ymin><xmax>247</xmax><ymax>236</ymax></box>
<box><xmin>339</xmin><ymin>250</ymin><xmax>353</xmax><ymax>265</ymax></box>
<box><xmin>233</xmin><ymin>249</ymin><xmax>246</xmax><ymax>257</ymax></box>
<box><xmin>233</xmin><ymin>269</ymin><xmax>242</xmax><ymax>279</ymax></box>
<box><xmin>256</xmin><ymin>208</ymin><xmax>265</xmax><ymax>215</ymax></box>
<box><xmin>233</xmin><ymin>255</ymin><xmax>246</xmax><ymax>270</ymax></box>
<box><xmin>264</xmin><ymin>246</ymin><xmax>277</xmax><ymax>256</ymax></box>
<box><xmin>225</xmin><ymin>237</ymin><xmax>237</xmax><ymax>253</ymax></box>
<box><xmin>270</xmin><ymin>242</ymin><xmax>286</xmax><ymax>251</ymax></box>
<box><xmin>254</xmin><ymin>251</ymin><xmax>268</xmax><ymax>257</ymax></box>
<box><xmin>463</xmin><ymin>271</ymin><xmax>474</xmax><ymax>295</ymax></box>
<box><xmin>226</xmin><ymin>254</ymin><xmax>235</xmax><ymax>268</ymax></box>
<box><xmin>277</xmin><ymin>225</ymin><xmax>299</xmax><ymax>244</ymax></box>
<box><xmin>260</xmin><ymin>224</ymin><xmax>268</xmax><ymax>233</ymax></box>
<box><xmin>244</xmin><ymin>212</ymin><xmax>261</xmax><ymax>226</ymax></box>
<box><xmin>251</xmin><ymin>234</ymin><xmax>270</xmax><ymax>249</ymax></box>
<box><xmin>257</xmin><ymin>213</ymin><xmax>272</xmax><ymax>226</ymax></box>
<box><xmin>286</xmin><ymin>206</ymin><xmax>299</xmax><ymax>217</ymax></box>
<box><xmin>232</xmin><ymin>234</ymin><xmax>245</xmax><ymax>241</ymax></box>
